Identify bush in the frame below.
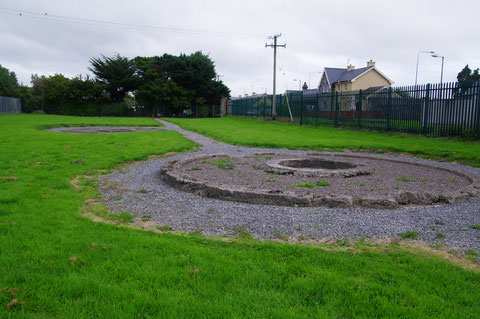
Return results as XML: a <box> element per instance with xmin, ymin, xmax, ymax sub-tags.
<box><xmin>52</xmin><ymin>102</ymin><xmax>132</xmax><ymax>117</ymax></box>
<box><xmin>101</xmin><ymin>102</ymin><xmax>131</xmax><ymax>116</ymax></box>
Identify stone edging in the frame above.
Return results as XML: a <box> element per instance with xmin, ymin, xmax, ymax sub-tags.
<box><xmin>265</xmin><ymin>157</ymin><xmax>371</xmax><ymax>178</ymax></box>
<box><xmin>159</xmin><ymin>153</ymin><xmax>480</xmax><ymax>209</ymax></box>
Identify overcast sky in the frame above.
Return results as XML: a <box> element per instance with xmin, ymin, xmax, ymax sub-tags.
<box><xmin>1</xmin><ymin>0</ymin><xmax>479</xmax><ymax>97</ymax></box>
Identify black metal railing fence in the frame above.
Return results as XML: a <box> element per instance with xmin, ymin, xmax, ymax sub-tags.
<box><xmin>0</xmin><ymin>96</ymin><xmax>21</xmax><ymax>114</ymax></box>
<box><xmin>228</xmin><ymin>82</ymin><xmax>480</xmax><ymax>137</ymax></box>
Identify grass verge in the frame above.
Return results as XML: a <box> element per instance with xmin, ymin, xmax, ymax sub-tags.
<box><xmin>165</xmin><ymin>117</ymin><xmax>480</xmax><ymax>167</ymax></box>
<box><xmin>0</xmin><ymin>114</ymin><xmax>479</xmax><ymax>318</ymax></box>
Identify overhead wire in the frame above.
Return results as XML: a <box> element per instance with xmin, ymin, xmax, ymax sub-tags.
<box><xmin>0</xmin><ymin>6</ymin><xmax>263</xmax><ymax>38</ymax></box>
<box><xmin>276</xmin><ymin>49</ymin><xmax>294</xmax><ymax>122</ymax></box>
<box><xmin>0</xmin><ymin>6</ymin><xmax>277</xmax><ymax>97</ymax></box>
<box><xmin>223</xmin><ymin>47</ymin><xmax>269</xmax><ymax>73</ymax></box>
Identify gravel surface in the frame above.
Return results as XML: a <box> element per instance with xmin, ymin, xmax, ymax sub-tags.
<box><xmin>99</xmin><ymin>119</ymin><xmax>480</xmax><ymax>254</ymax></box>
<box><xmin>172</xmin><ymin>153</ymin><xmax>472</xmax><ymax>206</ymax></box>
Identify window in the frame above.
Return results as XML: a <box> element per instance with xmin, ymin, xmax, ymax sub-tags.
<box><xmin>344</xmin><ymin>84</ymin><xmax>348</xmax><ymax>91</ymax></box>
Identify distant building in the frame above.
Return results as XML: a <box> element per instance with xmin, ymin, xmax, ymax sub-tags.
<box><xmin>318</xmin><ymin>60</ymin><xmax>393</xmax><ymax>93</ymax></box>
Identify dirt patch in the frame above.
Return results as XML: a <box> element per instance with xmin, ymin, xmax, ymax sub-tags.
<box><xmin>160</xmin><ymin>153</ymin><xmax>480</xmax><ymax>209</ymax></box>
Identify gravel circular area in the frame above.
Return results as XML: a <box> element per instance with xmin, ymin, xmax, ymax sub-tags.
<box><xmin>98</xmin><ymin>119</ymin><xmax>480</xmax><ymax>255</ymax></box>
<box><xmin>47</xmin><ymin>126</ymin><xmax>165</xmax><ymax>134</ymax></box>
<box><xmin>160</xmin><ymin>153</ymin><xmax>477</xmax><ymax>209</ymax></box>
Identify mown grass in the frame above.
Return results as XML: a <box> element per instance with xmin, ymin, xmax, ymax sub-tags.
<box><xmin>166</xmin><ymin>117</ymin><xmax>480</xmax><ymax>167</ymax></box>
<box><xmin>0</xmin><ymin>114</ymin><xmax>479</xmax><ymax>318</ymax></box>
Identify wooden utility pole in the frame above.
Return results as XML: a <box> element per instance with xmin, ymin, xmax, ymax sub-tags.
<box><xmin>266</xmin><ymin>34</ymin><xmax>286</xmax><ymax>120</ymax></box>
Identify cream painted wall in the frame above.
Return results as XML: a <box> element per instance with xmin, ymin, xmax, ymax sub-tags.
<box><xmin>351</xmin><ymin>69</ymin><xmax>391</xmax><ymax>91</ymax></box>
<box><xmin>333</xmin><ymin>82</ymin><xmax>352</xmax><ymax>92</ymax></box>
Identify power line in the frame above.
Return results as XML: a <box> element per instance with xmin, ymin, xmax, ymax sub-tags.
<box><xmin>277</xmin><ymin>50</ymin><xmax>289</xmax><ymax>90</ymax></box>
<box><xmin>0</xmin><ymin>6</ymin><xmax>261</xmax><ymax>38</ymax></box>
<box><xmin>225</xmin><ymin>49</ymin><xmax>270</xmax><ymax>73</ymax></box>
<box><xmin>277</xmin><ymin>49</ymin><xmax>294</xmax><ymax>123</ymax></box>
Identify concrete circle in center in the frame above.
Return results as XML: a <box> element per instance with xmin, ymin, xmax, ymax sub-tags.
<box><xmin>266</xmin><ymin>157</ymin><xmax>369</xmax><ymax>178</ymax></box>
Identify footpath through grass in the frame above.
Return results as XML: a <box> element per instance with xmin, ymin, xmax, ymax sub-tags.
<box><xmin>1</xmin><ymin>114</ymin><xmax>479</xmax><ymax>318</ymax></box>
<box><xmin>166</xmin><ymin>117</ymin><xmax>480</xmax><ymax>167</ymax></box>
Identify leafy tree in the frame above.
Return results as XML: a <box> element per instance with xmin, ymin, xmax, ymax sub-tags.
<box><xmin>0</xmin><ymin>64</ymin><xmax>19</xmax><ymax>97</ymax></box>
<box><xmin>0</xmin><ymin>65</ymin><xmax>41</xmax><ymax>113</ymax></box>
<box><xmin>69</xmin><ymin>76</ymin><xmax>107</xmax><ymax>103</ymax></box>
<box><xmin>133</xmin><ymin>52</ymin><xmax>229</xmax><ymax>117</ymax></box>
<box><xmin>160</xmin><ymin>52</ymin><xmax>229</xmax><ymax>114</ymax></box>
<box><xmin>14</xmin><ymin>85</ymin><xmax>40</xmax><ymax>113</ymax></box>
<box><xmin>2</xmin><ymin>52</ymin><xmax>229</xmax><ymax>117</ymax></box>
<box><xmin>456</xmin><ymin>65</ymin><xmax>480</xmax><ymax>96</ymax></box>
<box><xmin>134</xmin><ymin>56</ymin><xmax>192</xmax><ymax>116</ymax></box>
<box><xmin>30</xmin><ymin>74</ymin><xmax>48</xmax><ymax>111</ymax></box>
<box><xmin>66</xmin><ymin>75</ymin><xmax>110</xmax><ymax>115</ymax></box>
<box><xmin>89</xmin><ymin>53</ymin><xmax>139</xmax><ymax>102</ymax></box>
<box><xmin>42</xmin><ymin>74</ymin><xmax>70</xmax><ymax>114</ymax></box>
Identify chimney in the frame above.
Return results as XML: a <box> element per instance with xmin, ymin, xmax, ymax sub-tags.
<box><xmin>302</xmin><ymin>82</ymin><xmax>308</xmax><ymax>90</ymax></box>
<box><xmin>347</xmin><ymin>64</ymin><xmax>355</xmax><ymax>71</ymax></box>
<box><xmin>367</xmin><ymin>60</ymin><xmax>375</xmax><ymax>67</ymax></box>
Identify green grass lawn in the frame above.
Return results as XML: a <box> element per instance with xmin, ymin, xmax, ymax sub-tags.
<box><xmin>1</xmin><ymin>114</ymin><xmax>479</xmax><ymax>318</ymax></box>
<box><xmin>166</xmin><ymin>117</ymin><xmax>480</xmax><ymax>167</ymax></box>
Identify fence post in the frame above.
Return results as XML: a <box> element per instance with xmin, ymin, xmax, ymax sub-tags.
<box><xmin>474</xmin><ymin>82</ymin><xmax>480</xmax><ymax>135</ymax></box>
<box><xmin>300</xmin><ymin>91</ymin><xmax>304</xmax><ymax>125</ymax></box>
<box><xmin>315</xmin><ymin>92</ymin><xmax>319</xmax><ymax>124</ymax></box>
<box><xmin>423</xmin><ymin>83</ymin><xmax>431</xmax><ymax>135</ymax></box>
<box><xmin>278</xmin><ymin>94</ymin><xmax>282</xmax><ymax>118</ymax></box>
<box><xmin>335</xmin><ymin>92</ymin><xmax>339</xmax><ymax>126</ymax></box>
<box><xmin>387</xmin><ymin>87</ymin><xmax>392</xmax><ymax>130</ymax></box>
<box><xmin>357</xmin><ymin>90</ymin><xmax>363</xmax><ymax>128</ymax></box>
<box><xmin>263</xmin><ymin>96</ymin><xmax>266</xmax><ymax>119</ymax></box>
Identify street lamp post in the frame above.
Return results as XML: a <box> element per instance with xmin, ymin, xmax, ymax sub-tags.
<box><xmin>415</xmin><ymin>50</ymin><xmax>436</xmax><ymax>86</ymax></box>
<box><xmin>293</xmin><ymin>79</ymin><xmax>302</xmax><ymax>90</ymax></box>
<box><xmin>431</xmin><ymin>54</ymin><xmax>445</xmax><ymax>85</ymax></box>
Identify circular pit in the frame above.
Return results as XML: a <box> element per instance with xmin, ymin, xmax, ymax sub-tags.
<box><xmin>159</xmin><ymin>153</ymin><xmax>480</xmax><ymax>209</ymax></box>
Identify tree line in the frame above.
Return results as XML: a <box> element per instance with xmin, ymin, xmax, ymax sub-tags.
<box><xmin>0</xmin><ymin>51</ymin><xmax>230</xmax><ymax>117</ymax></box>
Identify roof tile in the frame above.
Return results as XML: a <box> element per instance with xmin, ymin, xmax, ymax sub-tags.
<box><xmin>325</xmin><ymin>66</ymin><xmax>373</xmax><ymax>84</ymax></box>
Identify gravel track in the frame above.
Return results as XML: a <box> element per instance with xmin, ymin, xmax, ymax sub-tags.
<box><xmin>98</xmin><ymin>119</ymin><xmax>480</xmax><ymax>254</ymax></box>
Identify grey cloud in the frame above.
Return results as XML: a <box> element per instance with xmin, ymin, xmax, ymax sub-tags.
<box><xmin>1</xmin><ymin>0</ymin><xmax>479</xmax><ymax>95</ymax></box>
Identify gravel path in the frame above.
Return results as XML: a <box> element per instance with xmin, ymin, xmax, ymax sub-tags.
<box><xmin>99</xmin><ymin>119</ymin><xmax>480</xmax><ymax>254</ymax></box>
